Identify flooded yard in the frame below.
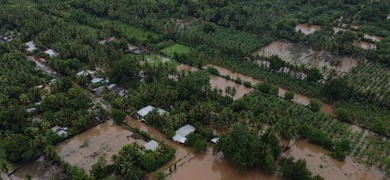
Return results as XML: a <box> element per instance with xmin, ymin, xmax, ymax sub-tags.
<box><xmin>55</xmin><ymin>120</ymin><xmax>146</xmax><ymax>173</ymax></box>
<box><xmin>284</xmin><ymin>139</ymin><xmax>388</xmax><ymax>180</ymax></box>
<box><xmin>255</xmin><ymin>40</ymin><xmax>358</xmax><ymax>73</ymax></box>
<box><xmin>354</xmin><ymin>41</ymin><xmax>377</xmax><ymax>50</ymax></box>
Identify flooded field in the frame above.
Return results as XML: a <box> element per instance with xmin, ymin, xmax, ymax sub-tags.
<box><xmin>364</xmin><ymin>34</ymin><xmax>382</xmax><ymax>42</ymax></box>
<box><xmin>284</xmin><ymin>139</ymin><xmax>388</xmax><ymax>180</ymax></box>
<box><xmin>166</xmin><ymin>147</ymin><xmax>276</xmax><ymax>180</ymax></box>
<box><xmin>55</xmin><ymin>120</ymin><xmax>146</xmax><ymax>173</ymax></box>
<box><xmin>354</xmin><ymin>41</ymin><xmax>377</xmax><ymax>50</ymax></box>
<box><xmin>4</xmin><ymin>157</ymin><xmax>65</xmax><ymax>180</ymax></box>
<box><xmin>255</xmin><ymin>40</ymin><xmax>358</xmax><ymax>73</ymax></box>
<box><xmin>295</xmin><ymin>24</ymin><xmax>321</xmax><ymax>35</ymax></box>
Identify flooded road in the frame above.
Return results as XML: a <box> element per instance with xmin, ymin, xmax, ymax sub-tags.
<box><xmin>295</xmin><ymin>24</ymin><xmax>321</xmax><ymax>35</ymax></box>
<box><xmin>284</xmin><ymin>139</ymin><xmax>388</xmax><ymax>180</ymax></box>
<box><xmin>55</xmin><ymin>120</ymin><xmax>146</xmax><ymax>173</ymax></box>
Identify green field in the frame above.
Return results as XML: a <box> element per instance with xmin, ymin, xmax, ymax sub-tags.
<box><xmin>145</xmin><ymin>54</ymin><xmax>179</xmax><ymax>68</ymax></box>
<box><xmin>160</xmin><ymin>43</ymin><xmax>191</xmax><ymax>57</ymax></box>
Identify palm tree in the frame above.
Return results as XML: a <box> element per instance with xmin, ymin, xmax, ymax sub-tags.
<box><xmin>44</xmin><ymin>145</ymin><xmax>57</xmax><ymax>159</ymax></box>
<box><xmin>0</xmin><ymin>160</ymin><xmax>13</xmax><ymax>180</ymax></box>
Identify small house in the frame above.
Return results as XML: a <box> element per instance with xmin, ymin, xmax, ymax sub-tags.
<box><xmin>136</xmin><ymin>106</ymin><xmax>167</xmax><ymax>121</ymax></box>
<box><xmin>211</xmin><ymin>137</ymin><xmax>219</xmax><ymax>144</ymax></box>
<box><xmin>44</xmin><ymin>49</ymin><xmax>57</xmax><ymax>57</ymax></box>
<box><xmin>51</xmin><ymin>126</ymin><xmax>68</xmax><ymax>136</ymax></box>
<box><xmin>136</xmin><ymin>105</ymin><xmax>154</xmax><ymax>121</ymax></box>
<box><xmin>25</xmin><ymin>41</ymin><xmax>37</xmax><ymax>52</ymax></box>
<box><xmin>91</xmin><ymin>78</ymin><xmax>103</xmax><ymax>84</ymax></box>
<box><xmin>172</xmin><ymin>124</ymin><xmax>196</xmax><ymax>143</ymax></box>
<box><xmin>143</xmin><ymin>140</ymin><xmax>159</xmax><ymax>151</ymax></box>
<box><xmin>93</xmin><ymin>86</ymin><xmax>105</xmax><ymax>96</ymax></box>
<box><xmin>26</xmin><ymin>108</ymin><xmax>37</xmax><ymax>115</ymax></box>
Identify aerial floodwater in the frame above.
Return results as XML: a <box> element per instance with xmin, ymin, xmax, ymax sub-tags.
<box><xmin>55</xmin><ymin>120</ymin><xmax>146</xmax><ymax>173</ymax></box>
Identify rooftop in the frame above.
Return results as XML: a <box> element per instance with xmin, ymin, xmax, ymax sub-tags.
<box><xmin>137</xmin><ymin>105</ymin><xmax>154</xmax><ymax>118</ymax></box>
<box><xmin>25</xmin><ymin>41</ymin><xmax>37</xmax><ymax>52</ymax></box>
<box><xmin>143</xmin><ymin>140</ymin><xmax>159</xmax><ymax>151</ymax></box>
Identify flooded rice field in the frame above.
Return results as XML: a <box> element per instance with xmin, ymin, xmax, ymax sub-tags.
<box><xmin>284</xmin><ymin>139</ymin><xmax>388</xmax><ymax>180</ymax></box>
<box><xmin>255</xmin><ymin>40</ymin><xmax>358</xmax><ymax>73</ymax></box>
<box><xmin>55</xmin><ymin>120</ymin><xmax>146</xmax><ymax>173</ymax></box>
<box><xmin>295</xmin><ymin>24</ymin><xmax>321</xmax><ymax>35</ymax></box>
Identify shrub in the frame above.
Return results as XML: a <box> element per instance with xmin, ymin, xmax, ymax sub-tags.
<box><xmin>243</xmin><ymin>81</ymin><xmax>252</xmax><ymax>87</ymax></box>
<box><xmin>284</xmin><ymin>91</ymin><xmax>294</xmax><ymax>101</ymax></box>
<box><xmin>206</xmin><ymin>66</ymin><xmax>220</xmax><ymax>75</ymax></box>
<box><xmin>193</xmin><ymin>140</ymin><xmax>207</xmax><ymax>153</ymax></box>
<box><xmin>309</xmin><ymin>99</ymin><xmax>321</xmax><ymax>112</ymax></box>
<box><xmin>255</xmin><ymin>83</ymin><xmax>272</xmax><ymax>93</ymax></box>
<box><xmin>335</xmin><ymin>108</ymin><xmax>351</xmax><ymax>123</ymax></box>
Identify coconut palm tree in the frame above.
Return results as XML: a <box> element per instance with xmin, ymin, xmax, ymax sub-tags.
<box><xmin>0</xmin><ymin>160</ymin><xmax>13</xmax><ymax>180</ymax></box>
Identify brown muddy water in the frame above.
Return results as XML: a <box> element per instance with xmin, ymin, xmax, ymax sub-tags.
<box><xmin>295</xmin><ymin>24</ymin><xmax>321</xmax><ymax>35</ymax></box>
<box><xmin>364</xmin><ymin>34</ymin><xmax>382</xmax><ymax>42</ymax></box>
<box><xmin>204</xmin><ymin>64</ymin><xmax>334</xmax><ymax>115</ymax></box>
<box><xmin>354</xmin><ymin>41</ymin><xmax>377</xmax><ymax>50</ymax></box>
<box><xmin>284</xmin><ymin>139</ymin><xmax>388</xmax><ymax>180</ymax></box>
<box><xmin>55</xmin><ymin>120</ymin><xmax>146</xmax><ymax>173</ymax></box>
<box><xmin>255</xmin><ymin>40</ymin><xmax>358</xmax><ymax>74</ymax></box>
<box><xmin>3</xmin><ymin>156</ymin><xmax>65</xmax><ymax>180</ymax></box>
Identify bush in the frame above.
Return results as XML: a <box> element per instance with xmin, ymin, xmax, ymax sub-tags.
<box><xmin>271</xmin><ymin>86</ymin><xmax>279</xmax><ymax>96</ymax></box>
<box><xmin>206</xmin><ymin>66</ymin><xmax>220</xmax><ymax>75</ymax></box>
<box><xmin>234</xmin><ymin>76</ymin><xmax>242</xmax><ymax>84</ymax></box>
<box><xmin>193</xmin><ymin>140</ymin><xmax>207</xmax><ymax>153</ymax></box>
<box><xmin>198</xmin><ymin>127</ymin><xmax>215</xmax><ymax>140</ymax></box>
<box><xmin>335</xmin><ymin>108</ymin><xmax>351</xmax><ymax>123</ymax></box>
<box><xmin>243</xmin><ymin>81</ymin><xmax>252</xmax><ymax>87</ymax></box>
<box><xmin>185</xmin><ymin>133</ymin><xmax>203</xmax><ymax>146</ymax></box>
<box><xmin>255</xmin><ymin>83</ymin><xmax>272</xmax><ymax>94</ymax></box>
<box><xmin>309</xmin><ymin>99</ymin><xmax>321</xmax><ymax>112</ymax></box>
<box><xmin>284</xmin><ymin>91</ymin><xmax>294</xmax><ymax>101</ymax></box>
<box><xmin>112</xmin><ymin>108</ymin><xmax>126</xmax><ymax>124</ymax></box>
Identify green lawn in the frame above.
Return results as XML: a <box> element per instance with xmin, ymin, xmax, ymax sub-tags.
<box><xmin>160</xmin><ymin>43</ymin><xmax>191</xmax><ymax>57</ymax></box>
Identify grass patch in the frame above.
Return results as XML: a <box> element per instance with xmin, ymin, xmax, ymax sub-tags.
<box><xmin>160</xmin><ymin>43</ymin><xmax>191</xmax><ymax>57</ymax></box>
<box><xmin>145</xmin><ymin>54</ymin><xmax>179</xmax><ymax>68</ymax></box>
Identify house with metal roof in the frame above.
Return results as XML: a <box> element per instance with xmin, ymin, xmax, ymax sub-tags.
<box><xmin>25</xmin><ymin>41</ymin><xmax>37</xmax><ymax>52</ymax></box>
<box><xmin>136</xmin><ymin>106</ymin><xmax>167</xmax><ymax>122</ymax></box>
<box><xmin>143</xmin><ymin>140</ymin><xmax>159</xmax><ymax>151</ymax></box>
<box><xmin>172</xmin><ymin>124</ymin><xmax>196</xmax><ymax>143</ymax></box>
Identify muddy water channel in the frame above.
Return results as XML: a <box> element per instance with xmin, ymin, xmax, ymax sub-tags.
<box><xmin>285</xmin><ymin>139</ymin><xmax>388</xmax><ymax>180</ymax></box>
<box><xmin>55</xmin><ymin>120</ymin><xmax>146</xmax><ymax>173</ymax></box>
<box><xmin>204</xmin><ymin>64</ymin><xmax>333</xmax><ymax>115</ymax></box>
<box><xmin>255</xmin><ymin>40</ymin><xmax>358</xmax><ymax>74</ymax></box>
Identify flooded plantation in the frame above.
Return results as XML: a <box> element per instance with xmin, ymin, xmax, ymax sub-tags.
<box><xmin>166</xmin><ymin>147</ymin><xmax>276</xmax><ymax>180</ymax></box>
<box><xmin>284</xmin><ymin>139</ymin><xmax>388</xmax><ymax>180</ymax></box>
<box><xmin>364</xmin><ymin>34</ymin><xmax>382</xmax><ymax>42</ymax></box>
<box><xmin>295</xmin><ymin>24</ymin><xmax>321</xmax><ymax>35</ymax></box>
<box><xmin>5</xmin><ymin>157</ymin><xmax>65</xmax><ymax>180</ymax></box>
<box><xmin>55</xmin><ymin>120</ymin><xmax>146</xmax><ymax>173</ymax></box>
<box><xmin>209</xmin><ymin>75</ymin><xmax>253</xmax><ymax>100</ymax></box>
<box><xmin>255</xmin><ymin>40</ymin><xmax>358</xmax><ymax>73</ymax></box>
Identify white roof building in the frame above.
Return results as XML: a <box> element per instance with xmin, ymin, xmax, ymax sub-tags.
<box><xmin>172</xmin><ymin>124</ymin><xmax>196</xmax><ymax>143</ymax></box>
<box><xmin>25</xmin><ymin>41</ymin><xmax>37</xmax><ymax>52</ymax></box>
<box><xmin>51</xmin><ymin>126</ymin><xmax>68</xmax><ymax>136</ymax></box>
<box><xmin>143</xmin><ymin>140</ymin><xmax>159</xmax><ymax>151</ymax></box>
<box><xmin>137</xmin><ymin>105</ymin><xmax>154</xmax><ymax>121</ymax></box>
<box><xmin>91</xmin><ymin>78</ymin><xmax>103</xmax><ymax>84</ymax></box>
<box><xmin>211</xmin><ymin>137</ymin><xmax>219</xmax><ymax>144</ymax></box>
<box><xmin>107</xmin><ymin>84</ymin><xmax>117</xmax><ymax>90</ymax></box>
<box><xmin>44</xmin><ymin>49</ymin><xmax>57</xmax><ymax>57</ymax></box>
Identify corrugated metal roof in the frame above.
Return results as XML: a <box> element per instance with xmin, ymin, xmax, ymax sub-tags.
<box><xmin>143</xmin><ymin>140</ymin><xmax>159</xmax><ymax>151</ymax></box>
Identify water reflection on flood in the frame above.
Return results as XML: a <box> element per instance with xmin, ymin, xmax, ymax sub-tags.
<box><xmin>55</xmin><ymin>120</ymin><xmax>146</xmax><ymax>173</ymax></box>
